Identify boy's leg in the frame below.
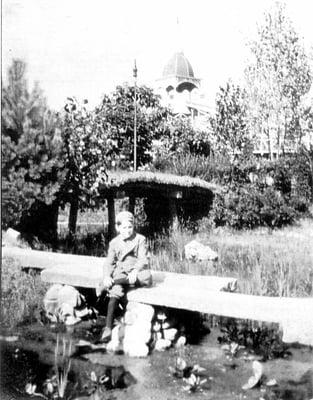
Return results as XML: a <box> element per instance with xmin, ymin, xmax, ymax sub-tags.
<box><xmin>136</xmin><ymin>269</ymin><xmax>153</xmax><ymax>287</ymax></box>
<box><xmin>99</xmin><ymin>283</ymin><xmax>124</xmax><ymax>343</ymax></box>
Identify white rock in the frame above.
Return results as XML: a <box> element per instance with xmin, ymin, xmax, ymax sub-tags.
<box><xmin>184</xmin><ymin>240</ymin><xmax>218</xmax><ymax>262</ymax></box>
<box><xmin>3</xmin><ymin>228</ymin><xmax>21</xmax><ymax>247</ymax></box>
<box><xmin>123</xmin><ymin>341</ymin><xmax>149</xmax><ymax>357</ymax></box>
<box><xmin>163</xmin><ymin>328</ymin><xmax>177</xmax><ymax>341</ymax></box>
<box><xmin>175</xmin><ymin>336</ymin><xmax>186</xmax><ymax>348</ymax></box>
<box><xmin>44</xmin><ymin>284</ymin><xmax>84</xmax><ymax>321</ymax></box>
<box><xmin>126</xmin><ymin>302</ymin><xmax>154</xmax><ymax>322</ymax></box>
<box><xmin>124</xmin><ymin>324</ymin><xmax>151</xmax><ymax>344</ymax></box>
<box><xmin>154</xmin><ymin>338</ymin><xmax>171</xmax><ymax>351</ymax></box>
<box><xmin>152</xmin><ymin>322</ymin><xmax>161</xmax><ymax>332</ymax></box>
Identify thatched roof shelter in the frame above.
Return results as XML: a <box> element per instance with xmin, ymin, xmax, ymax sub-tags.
<box><xmin>98</xmin><ymin>171</ymin><xmax>221</xmax><ymax>237</ymax></box>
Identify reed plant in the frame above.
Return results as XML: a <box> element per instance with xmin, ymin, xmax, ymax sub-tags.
<box><xmin>54</xmin><ymin>335</ymin><xmax>72</xmax><ymax>399</ymax></box>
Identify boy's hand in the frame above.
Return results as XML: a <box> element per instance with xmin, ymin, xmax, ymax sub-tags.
<box><xmin>103</xmin><ymin>276</ymin><xmax>114</xmax><ymax>289</ymax></box>
<box><xmin>95</xmin><ymin>277</ymin><xmax>113</xmax><ymax>297</ymax></box>
<box><xmin>128</xmin><ymin>270</ymin><xmax>138</xmax><ymax>285</ymax></box>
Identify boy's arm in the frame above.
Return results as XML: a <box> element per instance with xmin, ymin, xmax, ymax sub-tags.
<box><xmin>103</xmin><ymin>240</ymin><xmax>117</xmax><ymax>278</ymax></box>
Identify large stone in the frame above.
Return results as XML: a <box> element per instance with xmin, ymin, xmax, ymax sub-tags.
<box><xmin>44</xmin><ymin>284</ymin><xmax>83</xmax><ymax>322</ymax></box>
<box><xmin>2</xmin><ymin>228</ymin><xmax>28</xmax><ymax>248</ymax></box>
<box><xmin>185</xmin><ymin>240</ymin><xmax>218</xmax><ymax>261</ymax></box>
<box><xmin>122</xmin><ymin>302</ymin><xmax>154</xmax><ymax>357</ymax></box>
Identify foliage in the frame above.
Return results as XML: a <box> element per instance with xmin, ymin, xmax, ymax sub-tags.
<box><xmin>211</xmin><ymin>81</ymin><xmax>252</xmax><ymax>159</ymax></box>
<box><xmin>218</xmin><ymin>319</ymin><xmax>290</xmax><ymax>360</ymax></box>
<box><xmin>1</xmin><ymin>59</ymin><xmax>64</xmax><ymax>231</ymax></box>
<box><xmin>151</xmin><ymin>153</ymin><xmax>215</xmax><ymax>181</ymax></box>
<box><xmin>211</xmin><ymin>185</ymin><xmax>299</xmax><ymax>229</ymax></box>
<box><xmin>160</xmin><ymin>114</ymin><xmax>211</xmax><ymax>156</ymax></box>
<box><xmin>1</xmin><ymin>258</ymin><xmax>48</xmax><ymax>329</ymax></box>
<box><xmin>60</xmin><ymin>97</ymin><xmax>112</xmax><ymax>210</ymax></box>
<box><xmin>95</xmin><ymin>84</ymin><xmax>169</xmax><ymax>169</ymax></box>
<box><xmin>245</xmin><ymin>2</ymin><xmax>312</xmax><ymax>157</ymax></box>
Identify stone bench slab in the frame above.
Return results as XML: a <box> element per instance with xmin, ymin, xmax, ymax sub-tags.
<box><xmin>41</xmin><ymin>264</ymin><xmax>237</xmax><ymax>292</ymax></box>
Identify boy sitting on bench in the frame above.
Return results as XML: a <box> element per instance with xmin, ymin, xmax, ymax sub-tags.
<box><xmin>98</xmin><ymin>211</ymin><xmax>152</xmax><ymax>342</ymax></box>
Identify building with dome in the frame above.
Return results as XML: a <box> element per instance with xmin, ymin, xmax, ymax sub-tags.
<box><xmin>155</xmin><ymin>51</ymin><xmax>212</xmax><ymax>129</ymax></box>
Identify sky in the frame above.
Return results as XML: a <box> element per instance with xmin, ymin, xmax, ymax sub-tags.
<box><xmin>2</xmin><ymin>0</ymin><xmax>313</xmax><ymax>110</ymax></box>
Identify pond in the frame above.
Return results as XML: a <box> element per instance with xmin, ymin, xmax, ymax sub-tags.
<box><xmin>1</xmin><ymin>320</ymin><xmax>312</xmax><ymax>400</ymax></box>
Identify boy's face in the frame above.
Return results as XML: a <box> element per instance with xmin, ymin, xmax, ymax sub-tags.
<box><xmin>117</xmin><ymin>220</ymin><xmax>134</xmax><ymax>240</ymax></box>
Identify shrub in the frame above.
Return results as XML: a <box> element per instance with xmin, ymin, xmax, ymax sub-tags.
<box><xmin>211</xmin><ymin>185</ymin><xmax>299</xmax><ymax>229</ymax></box>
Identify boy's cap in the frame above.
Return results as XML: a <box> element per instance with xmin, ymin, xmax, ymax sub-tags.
<box><xmin>116</xmin><ymin>211</ymin><xmax>134</xmax><ymax>225</ymax></box>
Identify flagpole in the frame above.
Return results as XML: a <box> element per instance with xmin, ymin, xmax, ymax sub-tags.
<box><xmin>133</xmin><ymin>60</ymin><xmax>138</xmax><ymax>172</ymax></box>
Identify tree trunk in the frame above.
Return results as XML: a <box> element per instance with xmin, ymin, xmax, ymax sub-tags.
<box><xmin>107</xmin><ymin>194</ymin><xmax>116</xmax><ymax>240</ymax></box>
<box><xmin>68</xmin><ymin>196</ymin><xmax>79</xmax><ymax>238</ymax></box>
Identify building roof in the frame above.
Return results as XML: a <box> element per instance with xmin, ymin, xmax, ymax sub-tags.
<box><xmin>163</xmin><ymin>51</ymin><xmax>195</xmax><ymax>79</ymax></box>
<box><xmin>98</xmin><ymin>171</ymin><xmax>221</xmax><ymax>198</ymax></box>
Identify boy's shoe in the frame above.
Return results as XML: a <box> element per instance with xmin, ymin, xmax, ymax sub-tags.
<box><xmin>99</xmin><ymin>327</ymin><xmax>112</xmax><ymax>343</ymax></box>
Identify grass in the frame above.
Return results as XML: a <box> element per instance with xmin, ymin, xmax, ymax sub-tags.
<box><xmin>149</xmin><ymin>218</ymin><xmax>313</xmax><ymax>297</ymax></box>
<box><xmin>0</xmin><ymin>257</ymin><xmax>49</xmax><ymax>330</ymax></box>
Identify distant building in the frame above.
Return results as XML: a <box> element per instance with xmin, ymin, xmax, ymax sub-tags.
<box><xmin>155</xmin><ymin>51</ymin><xmax>212</xmax><ymax>130</ymax></box>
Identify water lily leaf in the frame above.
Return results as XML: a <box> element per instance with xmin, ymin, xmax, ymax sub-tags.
<box><xmin>175</xmin><ymin>336</ymin><xmax>186</xmax><ymax>348</ymax></box>
<box><xmin>99</xmin><ymin>375</ymin><xmax>109</xmax><ymax>384</ymax></box>
<box><xmin>252</xmin><ymin>361</ymin><xmax>263</xmax><ymax>381</ymax></box>
<box><xmin>242</xmin><ymin>361</ymin><xmax>263</xmax><ymax>390</ymax></box>
<box><xmin>242</xmin><ymin>375</ymin><xmax>259</xmax><ymax>390</ymax></box>
<box><xmin>192</xmin><ymin>364</ymin><xmax>206</xmax><ymax>373</ymax></box>
<box><xmin>265</xmin><ymin>378</ymin><xmax>277</xmax><ymax>386</ymax></box>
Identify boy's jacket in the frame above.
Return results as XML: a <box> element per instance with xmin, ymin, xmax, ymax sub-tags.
<box><xmin>103</xmin><ymin>233</ymin><xmax>149</xmax><ymax>277</ymax></box>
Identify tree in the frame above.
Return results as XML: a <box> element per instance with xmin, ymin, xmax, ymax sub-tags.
<box><xmin>245</xmin><ymin>2</ymin><xmax>312</xmax><ymax>159</ymax></box>
<box><xmin>60</xmin><ymin>97</ymin><xmax>113</xmax><ymax>237</ymax></box>
<box><xmin>2</xmin><ymin>59</ymin><xmax>64</xmax><ymax>243</ymax></box>
<box><xmin>211</xmin><ymin>81</ymin><xmax>251</xmax><ymax>160</ymax></box>
<box><xmin>163</xmin><ymin>114</ymin><xmax>211</xmax><ymax>155</ymax></box>
<box><xmin>95</xmin><ymin>84</ymin><xmax>169</xmax><ymax>169</ymax></box>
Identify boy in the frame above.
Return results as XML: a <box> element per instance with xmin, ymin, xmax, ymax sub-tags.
<box><xmin>98</xmin><ymin>211</ymin><xmax>152</xmax><ymax>342</ymax></box>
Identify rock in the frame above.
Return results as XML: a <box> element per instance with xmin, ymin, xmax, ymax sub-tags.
<box><xmin>107</xmin><ymin>325</ymin><xmax>123</xmax><ymax>352</ymax></box>
<box><xmin>122</xmin><ymin>302</ymin><xmax>154</xmax><ymax>357</ymax></box>
<box><xmin>175</xmin><ymin>336</ymin><xmax>186</xmax><ymax>348</ymax></box>
<box><xmin>184</xmin><ymin>240</ymin><xmax>218</xmax><ymax>262</ymax></box>
<box><xmin>43</xmin><ymin>284</ymin><xmax>84</xmax><ymax>322</ymax></box>
<box><xmin>2</xmin><ymin>228</ymin><xmax>28</xmax><ymax>248</ymax></box>
<box><xmin>123</xmin><ymin>324</ymin><xmax>151</xmax><ymax>344</ymax></box>
<box><xmin>123</xmin><ymin>341</ymin><xmax>149</xmax><ymax>357</ymax></box>
<box><xmin>163</xmin><ymin>328</ymin><xmax>177</xmax><ymax>341</ymax></box>
<box><xmin>126</xmin><ymin>302</ymin><xmax>155</xmax><ymax>321</ymax></box>
<box><xmin>154</xmin><ymin>338</ymin><xmax>171</xmax><ymax>351</ymax></box>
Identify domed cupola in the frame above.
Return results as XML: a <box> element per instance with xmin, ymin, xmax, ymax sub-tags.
<box><xmin>158</xmin><ymin>51</ymin><xmax>200</xmax><ymax>93</ymax></box>
<box><xmin>163</xmin><ymin>51</ymin><xmax>195</xmax><ymax>79</ymax></box>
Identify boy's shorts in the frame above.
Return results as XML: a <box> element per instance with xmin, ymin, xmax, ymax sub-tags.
<box><xmin>109</xmin><ymin>269</ymin><xmax>152</xmax><ymax>299</ymax></box>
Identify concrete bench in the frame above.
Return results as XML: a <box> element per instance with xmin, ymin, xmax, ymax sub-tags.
<box><xmin>3</xmin><ymin>246</ymin><xmax>313</xmax><ymax>346</ymax></box>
